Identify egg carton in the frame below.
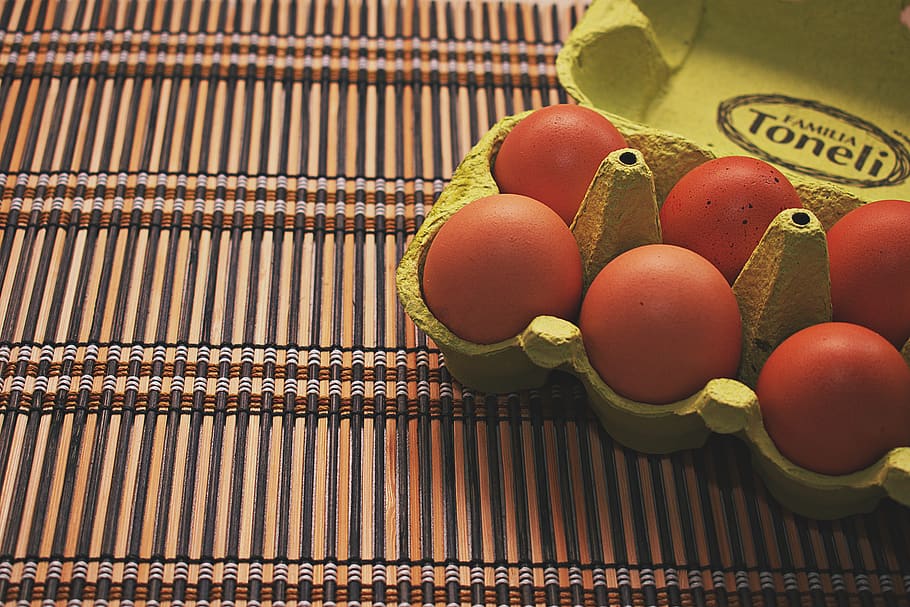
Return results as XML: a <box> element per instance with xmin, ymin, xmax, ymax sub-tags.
<box><xmin>397</xmin><ymin>113</ymin><xmax>910</xmax><ymax>521</ymax></box>
<box><xmin>396</xmin><ymin>0</ymin><xmax>910</xmax><ymax>519</ymax></box>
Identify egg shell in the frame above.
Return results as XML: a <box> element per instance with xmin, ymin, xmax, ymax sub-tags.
<box><xmin>493</xmin><ymin>104</ymin><xmax>628</xmax><ymax>225</ymax></box>
<box><xmin>579</xmin><ymin>244</ymin><xmax>742</xmax><ymax>405</ymax></box>
<box><xmin>757</xmin><ymin>322</ymin><xmax>910</xmax><ymax>476</ymax></box>
<box><xmin>659</xmin><ymin>156</ymin><xmax>804</xmax><ymax>283</ymax></box>
<box><xmin>827</xmin><ymin>199</ymin><xmax>910</xmax><ymax>348</ymax></box>
<box><xmin>421</xmin><ymin>194</ymin><xmax>583</xmax><ymax>345</ymax></box>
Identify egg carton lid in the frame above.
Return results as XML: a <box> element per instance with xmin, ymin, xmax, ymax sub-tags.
<box><xmin>556</xmin><ymin>0</ymin><xmax>910</xmax><ymax>201</ymax></box>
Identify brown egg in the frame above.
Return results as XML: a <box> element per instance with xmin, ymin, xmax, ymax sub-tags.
<box><xmin>757</xmin><ymin>322</ymin><xmax>910</xmax><ymax>475</ymax></box>
<box><xmin>659</xmin><ymin>156</ymin><xmax>803</xmax><ymax>283</ymax></box>
<box><xmin>827</xmin><ymin>199</ymin><xmax>910</xmax><ymax>348</ymax></box>
<box><xmin>493</xmin><ymin>104</ymin><xmax>628</xmax><ymax>225</ymax></box>
<box><xmin>579</xmin><ymin>244</ymin><xmax>742</xmax><ymax>404</ymax></box>
<box><xmin>421</xmin><ymin>194</ymin><xmax>584</xmax><ymax>344</ymax></box>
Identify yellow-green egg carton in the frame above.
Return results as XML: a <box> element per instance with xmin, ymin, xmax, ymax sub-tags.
<box><xmin>557</xmin><ymin>0</ymin><xmax>910</xmax><ymax>203</ymax></box>
<box><xmin>396</xmin><ymin>0</ymin><xmax>910</xmax><ymax>520</ymax></box>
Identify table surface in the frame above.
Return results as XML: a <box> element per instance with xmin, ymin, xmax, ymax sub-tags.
<box><xmin>0</xmin><ymin>0</ymin><xmax>908</xmax><ymax>605</ymax></box>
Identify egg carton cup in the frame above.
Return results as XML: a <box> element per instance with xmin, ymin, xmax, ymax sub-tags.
<box><xmin>396</xmin><ymin>109</ymin><xmax>910</xmax><ymax>520</ymax></box>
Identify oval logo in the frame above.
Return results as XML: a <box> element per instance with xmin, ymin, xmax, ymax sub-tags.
<box><xmin>717</xmin><ymin>94</ymin><xmax>910</xmax><ymax>188</ymax></box>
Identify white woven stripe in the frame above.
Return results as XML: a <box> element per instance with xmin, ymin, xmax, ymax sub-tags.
<box><xmin>173</xmin><ymin>560</ymin><xmax>189</xmax><ymax>580</ymax></box>
<box><xmin>443</xmin><ymin>564</ymin><xmax>459</xmax><ymax>585</ymax></box>
<box><xmin>735</xmin><ymin>570</ymin><xmax>750</xmax><ymax>589</ymax></box>
<box><xmin>273</xmin><ymin>561</ymin><xmax>289</xmax><ymax>583</ymax></box>
<box><xmin>543</xmin><ymin>566</ymin><xmax>559</xmax><ymax>587</ymax></box>
<box><xmin>711</xmin><ymin>570</ymin><xmax>727</xmax><ymax>588</ymax></box>
<box><xmin>20</xmin><ymin>561</ymin><xmax>38</xmax><ymax>580</ymax></box>
<box><xmin>807</xmin><ymin>571</ymin><xmax>823</xmax><ymax>591</ymax></box>
<box><xmin>148</xmin><ymin>560</ymin><xmax>165</xmax><ymax>580</ymax></box>
<box><xmin>299</xmin><ymin>561</ymin><xmax>314</xmax><ymax>585</ymax></box>
<box><xmin>397</xmin><ymin>563</ymin><xmax>412</xmax><ymax>585</ymax></box>
<box><xmin>421</xmin><ymin>564</ymin><xmax>434</xmax><ymax>584</ymax></box>
<box><xmin>556</xmin><ymin>566</ymin><xmax>576</xmax><ymax>589</ymax></box>
<box><xmin>639</xmin><ymin>567</ymin><xmax>655</xmax><ymax>587</ymax></box>
<box><xmin>324</xmin><ymin>561</ymin><xmax>338</xmax><ymax>584</ymax></box>
<box><xmin>71</xmin><ymin>560</ymin><xmax>89</xmax><ymax>579</ymax></box>
<box><xmin>46</xmin><ymin>560</ymin><xmax>63</xmax><ymax>579</ymax></box>
<box><xmin>616</xmin><ymin>567</ymin><xmax>631</xmax><ymax>586</ymax></box>
<box><xmin>197</xmin><ymin>561</ymin><xmax>215</xmax><ymax>581</ymax></box>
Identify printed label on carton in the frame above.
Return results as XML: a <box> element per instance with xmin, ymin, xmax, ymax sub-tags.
<box><xmin>717</xmin><ymin>94</ymin><xmax>910</xmax><ymax>189</ymax></box>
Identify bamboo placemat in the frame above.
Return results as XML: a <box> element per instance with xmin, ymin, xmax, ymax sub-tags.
<box><xmin>0</xmin><ymin>1</ymin><xmax>908</xmax><ymax>605</ymax></box>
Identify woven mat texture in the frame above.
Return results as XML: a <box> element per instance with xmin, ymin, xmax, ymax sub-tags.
<box><xmin>0</xmin><ymin>1</ymin><xmax>908</xmax><ymax>605</ymax></box>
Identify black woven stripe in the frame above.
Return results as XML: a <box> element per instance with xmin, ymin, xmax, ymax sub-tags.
<box><xmin>0</xmin><ymin>579</ymin><xmax>899</xmax><ymax>606</ymax></box>
<box><xmin>648</xmin><ymin>455</ymin><xmax>684</xmax><ymax>607</ymax></box>
<box><xmin>273</xmin><ymin>0</ymin><xmax>305</xmax><ymax>589</ymax></box>
<box><xmin>0</xmin><ymin>9</ymin><xmax>66</xmax><ymax>602</ymax></box>
<box><xmin>198</xmin><ymin>1</ymin><xmax>248</xmax><ymax>596</ymax></box>
<box><xmin>251</xmin><ymin>0</ymin><xmax>290</xmax><ymax>601</ymax></box>
<box><xmin>626</xmin><ymin>433</ymin><xmax>660</xmax><ymax>605</ymax></box>
<box><xmin>370</xmin><ymin>0</ymin><xmax>389</xmax><ymax>580</ymax></box>
<box><xmin>0</xmin><ymin>14</ymin><xmax>39</xmax><ymax>162</ymax></box>
<box><xmin>411</xmin><ymin>0</ymin><xmax>437</xmax><ymax>580</ymax></box>
<box><xmin>91</xmin><ymin>0</ymin><xmax>153</xmax><ymax>584</ymax></box>
<box><xmin>224</xmin><ymin>0</ymin><xmax>266</xmax><ymax>602</ymax></box>
<box><xmin>392</xmin><ymin>0</ymin><xmax>411</xmax><ymax>575</ymax></box>
<box><xmin>118</xmin><ymin>2</ymin><xmax>180</xmax><ymax>580</ymax></box>
<box><xmin>576</xmin><ymin>408</ymin><xmax>605</xmax><ymax>574</ymax></box>
<box><xmin>694</xmin><ymin>446</ymin><xmax>732</xmax><ymax>607</ymax></box>
<box><xmin>121</xmin><ymin>58</ymin><xmax>182</xmax><ymax>607</ymax></box>
<box><xmin>323</xmin><ymin>0</ymin><xmax>345</xmax><ymax>585</ymax></box>
<box><xmin>62</xmin><ymin>1</ymin><xmax>130</xmax><ymax>603</ymax></box>
<box><xmin>554</xmin><ymin>386</ymin><xmax>582</xmax><ymax>564</ymax></box>
<box><xmin>3</xmin><ymin>10</ymin><xmax>93</xmax><ymax>597</ymax></box>
<box><xmin>0</xmin><ymin>222</ymin><xmax>435</xmax><ymax>243</ymax></box>
<box><xmin>0</xmin><ymin>408</ymin><xmax>602</xmax><ymax>424</ymax></box>
<box><xmin>299</xmin><ymin>7</ymin><xmax>322</xmax><ymax>602</ymax></box>
<box><xmin>530</xmin><ymin>389</ymin><xmax>558</xmax><ymax>570</ymax></box>
<box><xmin>0</xmin><ymin>25</ymin><xmax>566</xmax><ymax>46</ymax></box>
<box><xmin>346</xmin><ymin>0</ymin><xmax>368</xmax><ymax>593</ymax></box>
<box><xmin>33</xmin><ymin>7</ymin><xmax>115</xmax><ymax>604</ymax></box>
<box><xmin>713</xmin><ymin>441</ymin><xmax>752</xmax><ymax>606</ymax></box>
<box><xmin>600</xmin><ymin>418</ymin><xmax>630</xmax><ymax>589</ymax></box>
<box><xmin>0</xmin><ymin>171</ymin><xmax>467</xmax><ymax>190</ymax></box>
<box><xmin>554</xmin><ymin>2</ymin><xmax>571</xmax><ymax>105</ymax></box>
<box><xmin>0</xmin><ymin>1</ymin><xmax>16</xmax><ymax>31</ymax></box>
<box><xmin>1</xmin><ymin>3</ymin><xmax>86</xmax><ymax>590</ymax></box>
<box><xmin>168</xmin><ymin>4</ymin><xmax>219</xmax><ymax>606</ymax></box>
<box><xmin>0</xmin><ymin>340</ymin><xmax>453</xmax><ymax>352</ymax></box>
<box><xmin>841</xmin><ymin>517</ymin><xmax>877</xmax><ymax>607</ymax></box>
<box><xmin>1</xmin><ymin>551</ymin><xmax>907</xmax><ymax>576</ymax></box>
<box><xmin>90</xmin><ymin>12</ymin><xmax>153</xmax><ymax>605</ymax></box>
